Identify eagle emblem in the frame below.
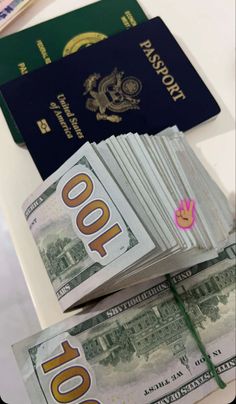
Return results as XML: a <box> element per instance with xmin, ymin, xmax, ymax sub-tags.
<box><xmin>83</xmin><ymin>68</ymin><xmax>142</xmax><ymax>122</ymax></box>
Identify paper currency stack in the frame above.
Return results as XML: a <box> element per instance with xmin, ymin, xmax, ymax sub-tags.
<box><xmin>23</xmin><ymin>127</ymin><xmax>234</xmax><ymax>311</ymax></box>
<box><xmin>13</xmin><ymin>239</ymin><xmax>236</xmax><ymax>404</ymax></box>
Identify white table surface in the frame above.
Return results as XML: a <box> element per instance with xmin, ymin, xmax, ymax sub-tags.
<box><xmin>0</xmin><ymin>0</ymin><xmax>235</xmax><ymax>402</ymax></box>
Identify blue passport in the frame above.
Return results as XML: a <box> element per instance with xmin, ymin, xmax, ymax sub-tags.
<box><xmin>0</xmin><ymin>17</ymin><xmax>220</xmax><ymax>179</ymax></box>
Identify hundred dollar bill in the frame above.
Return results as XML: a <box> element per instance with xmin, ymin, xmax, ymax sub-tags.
<box><xmin>23</xmin><ymin>142</ymin><xmax>155</xmax><ymax>311</ymax></box>
<box><xmin>0</xmin><ymin>0</ymin><xmax>35</xmax><ymax>32</ymax></box>
<box><xmin>23</xmin><ymin>128</ymin><xmax>234</xmax><ymax>311</ymax></box>
<box><xmin>13</xmin><ymin>238</ymin><xmax>236</xmax><ymax>404</ymax></box>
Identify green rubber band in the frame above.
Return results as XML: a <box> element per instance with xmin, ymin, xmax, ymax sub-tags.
<box><xmin>166</xmin><ymin>274</ymin><xmax>226</xmax><ymax>390</ymax></box>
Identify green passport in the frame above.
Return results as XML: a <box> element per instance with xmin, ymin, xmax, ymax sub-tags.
<box><xmin>0</xmin><ymin>0</ymin><xmax>147</xmax><ymax>144</ymax></box>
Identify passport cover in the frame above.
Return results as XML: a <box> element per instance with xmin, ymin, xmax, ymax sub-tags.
<box><xmin>0</xmin><ymin>0</ymin><xmax>147</xmax><ymax>144</ymax></box>
<box><xmin>0</xmin><ymin>17</ymin><xmax>221</xmax><ymax>179</ymax></box>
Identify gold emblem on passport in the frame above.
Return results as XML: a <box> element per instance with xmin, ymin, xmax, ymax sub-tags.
<box><xmin>37</xmin><ymin>119</ymin><xmax>51</xmax><ymax>134</ymax></box>
<box><xmin>63</xmin><ymin>32</ymin><xmax>108</xmax><ymax>56</ymax></box>
<box><xmin>84</xmin><ymin>68</ymin><xmax>142</xmax><ymax>123</ymax></box>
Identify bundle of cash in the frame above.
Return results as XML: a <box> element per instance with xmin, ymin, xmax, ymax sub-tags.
<box><xmin>0</xmin><ymin>0</ymin><xmax>34</xmax><ymax>32</ymax></box>
<box><xmin>23</xmin><ymin>127</ymin><xmax>234</xmax><ymax>311</ymax></box>
<box><xmin>13</xmin><ymin>239</ymin><xmax>236</xmax><ymax>403</ymax></box>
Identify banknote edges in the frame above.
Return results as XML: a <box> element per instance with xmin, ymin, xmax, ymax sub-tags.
<box><xmin>0</xmin><ymin>0</ymin><xmax>35</xmax><ymax>32</ymax></box>
<box><xmin>67</xmin><ymin>246</ymin><xmax>236</xmax><ymax>337</ymax></box>
<box><xmin>147</xmin><ymin>357</ymin><xmax>236</xmax><ymax>404</ymax></box>
<box><xmin>24</xmin><ymin>127</ymin><xmax>234</xmax><ymax>310</ymax></box>
<box><xmin>22</xmin><ymin>127</ymin><xmax>234</xmax><ymax>310</ymax></box>
<box><xmin>13</xmin><ymin>239</ymin><xmax>236</xmax><ymax>403</ymax></box>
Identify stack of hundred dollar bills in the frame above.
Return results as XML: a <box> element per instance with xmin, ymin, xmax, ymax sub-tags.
<box><xmin>14</xmin><ymin>238</ymin><xmax>236</xmax><ymax>404</ymax></box>
<box><xmin>23</xmin><ymin>126</ymin><xmax>234</xmax><ymax>311</ymax></box>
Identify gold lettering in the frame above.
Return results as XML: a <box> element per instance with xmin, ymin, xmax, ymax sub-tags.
<box><xmin>55</xmin><ymin>94</ymin><xmax>85</xmax><ymax>139</ymax></box>
<box><xmin>155</xmin><ymin>60</ymin><xmax>165</xmax><ymax>70</ymax></box>
<box><xmin>18</xmin><ymin>62</ymin><xmax>28</xmax><ymax>75</ymax></box>
<box><xmin>140</xmin><ymin>39</ymin><xmax>186</xmax><ymax>102</ymax></box>
<box><xmin>149</xmin><ymin>54</ymin><xmax>160</xmax><ymax>64</ymax></box>
<box><xmin>162</xmin><ymin>75</ymin><xmax>175</xmax><ymax>86</ymax></box>
<box><xmin>36</xmin><ymin>40</ymin><xmax>52</xmax><ymax>64</ymax></box>
<box><xmin>140</xmin><ymin>39</ymin><xmax>152</xmax><ymax>49</ymax></box>
<box><xmin>167</xmin><ymin>83</ymin><xmax>180</xmax><ymax>95</ymax></box>
<box><xmin>156</xmin><ymin>66</ymin><xmax>169</xmax><ymax>75</ymax></box>
<box><xmin>125</xmin><ymin>10</ymin><xmax>137</xmax><ymax>27</ymax></box>
<box><xmin>121</xmin><ymin>15</ymin><xmax>130</xmax><ymax>28</ymax></box>
<box><xmin>58</xmin><ymin>94</ymin><xmax>66</xmax><ymax>101</ymax></box>
<box><xmin>144</xmin><ymin>48</ymin><xmax>155</xmax><ymax>58</ymax></box>
<box><xmin>70</xmin><ymin>117</ymin><xmax>85</xmax><ymax>139</ymax></box>
<box><xmin>53</xmin><ymin>110</ymin><xmax>73</xmax><ymax>139</ymax></box>
<box><xmin>173</xmin><ymin>91</ymin><xmax>186</xmax><ymax>101</ymax></box>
